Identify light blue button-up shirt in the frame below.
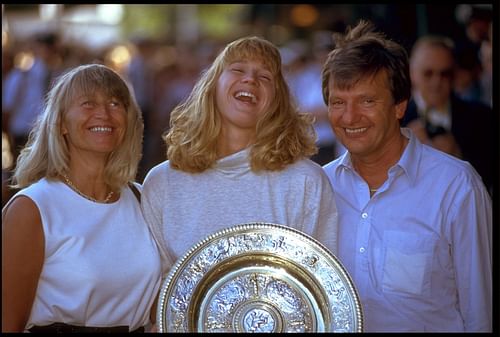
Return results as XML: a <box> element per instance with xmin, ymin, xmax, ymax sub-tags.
<box><xmin>323</xmin><ymin>128</ymin><xmax>492</xmax><ymax>332</ymax></box>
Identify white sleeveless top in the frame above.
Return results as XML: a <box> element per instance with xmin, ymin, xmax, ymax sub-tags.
<box><xmin>14</xmin><ymin>178</ymin><xmax>161</xmax><ymax>331</ymax></box>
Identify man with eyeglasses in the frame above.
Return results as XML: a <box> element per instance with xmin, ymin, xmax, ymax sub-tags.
<box><xmin>402</xmin><ymin>35</ymin><xmax>494</xmax><ymax>195</ymax></box>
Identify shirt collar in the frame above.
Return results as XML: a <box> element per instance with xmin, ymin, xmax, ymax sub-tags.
<box><xmin>333</xmin><ymin>128</ymin><xmax>420</xmax><ymax>187</ymax></box>
<box><xmin>335</xmin><ymin>150</ymin><xmax>353</xmax><ymax>173</ymax></box>
<box><xmin>215</xmin><ymin>147</ymin><xmax>251</xmax><ymax>177</ymax></box>
<box><xmin>398</xmin><ymin>128</ymin><xmax>420</xmax><ymax>187</ymax></box>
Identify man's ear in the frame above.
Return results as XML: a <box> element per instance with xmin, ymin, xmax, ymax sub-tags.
<box><xmin>395</xmin><ymin>99</ymin><xmax>408</xmax><ymax>120</ymax></box>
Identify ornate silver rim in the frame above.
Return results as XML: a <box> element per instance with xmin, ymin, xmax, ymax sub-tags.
<box><xmin>157</xmin><ymin>222</ymin><xmax>363</xmax><ymax>332</ymax></box>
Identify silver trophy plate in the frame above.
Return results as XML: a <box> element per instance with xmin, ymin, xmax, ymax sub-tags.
<box><xmin>157</xmin><ymin>222</ymin><xmax>363</xmax><ymax>332</ymax></box>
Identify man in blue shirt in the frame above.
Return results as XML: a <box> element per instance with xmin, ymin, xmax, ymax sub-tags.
<box><xmin>321</xmin><ymin>20</ymin><xmax>492</xmax><ymax>332</ymax></box>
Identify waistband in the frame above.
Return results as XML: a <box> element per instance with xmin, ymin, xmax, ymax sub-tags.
<box><xmin>28</xmin><ymin>322</ymin><xmax>145</xmax><ymax>333</ymax></box>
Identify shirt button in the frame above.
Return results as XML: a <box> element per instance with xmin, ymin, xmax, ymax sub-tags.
<box><xmin>359</xmin><ymin>247</ymin><xmax>365</xmax><ymax>253</ymax></box>
<box><xmin>361</xmin><ymin>212</ymin><xmax>368</xmax><ymax>219</ymax></box>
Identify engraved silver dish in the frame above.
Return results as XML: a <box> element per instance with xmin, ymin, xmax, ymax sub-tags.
<box><xmin>157</xmin><ymin>222</ymin><xmax>363</xmax><ymax>332</ymax></box>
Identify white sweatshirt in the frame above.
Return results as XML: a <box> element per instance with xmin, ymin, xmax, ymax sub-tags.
<box><xmin>141</xmin><ymin>148</ymin><xmax>338</xmax><ymax>275</ymax></box>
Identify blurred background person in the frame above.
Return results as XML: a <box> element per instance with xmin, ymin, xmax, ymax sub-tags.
<box><xmin>454</xmin><ymin>4</ymin><xmax>492</xmax><ymax>65</ymax></box>
<box><xmin>452</xmin><ymin>46</ymin><xmax>482</xmax><ymax>103</ymax></box>
<box><xmin>124</xmin><ymin>35</ymin><xmax>157</xmax><ymax>181</ymax></box>
<box><xmin>452</xmin><ymin>5</ymin><xmax>492</xmax><ymax>105</ymax></box>
<box><xmin>2</xmin><ymin>32</ymin><xmax>62</xmax><ymax>162</ymax></box>
<box><xmin>146</xmin><ymin>43</ymin><xmax>202</xmax><ymax>179</ymax></box>
<box><xmin>478</xmin><ymin>22</ymin><xmax>492</xmax><ymax>108</ymax></box>
<box><xmin>402</xmin><ymin>35</ymin><xmax>494</xmax><ymax>195</ymax></box>
<box><xmin>2</xmin><ymin>48</ymin><xmax>15</xmax><ymax>207</ymax></box>
<box><xmin>2</xmin><ymin>132</ymin><xmax>14</xmax><ymax>207</ymax></box>
<box><xmin>283</xmin><ymin>31</ymin><xmax>345</xmax><ymax>166</ymax></box>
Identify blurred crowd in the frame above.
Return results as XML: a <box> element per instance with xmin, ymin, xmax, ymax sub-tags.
<box><xmin>2</xmin><ymin>4</ymin><xmax>494</xmax><ymax>206</ymax></box>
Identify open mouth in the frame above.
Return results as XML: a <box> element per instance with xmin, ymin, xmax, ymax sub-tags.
<box><xmin>89</xmin><ymin>126</ymin><xmax>113</xmax><ymax>132</ymax></box>
<box><xmin>344</xmin><ymin>127</ymin><xmax>367</xmax><ymax>134</ymax></box>
<box><xmin>234</xmin><ymin>91</ymin><xmax>257</xmax><ymax>104</ymax></box>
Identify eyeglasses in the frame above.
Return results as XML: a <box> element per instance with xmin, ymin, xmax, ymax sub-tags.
<box><xmin>422</xmin><ymin>68</ymin><xmax>454</xmax><ymax>79</ymax></box>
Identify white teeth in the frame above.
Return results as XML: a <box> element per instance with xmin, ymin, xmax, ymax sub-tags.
<box><xmin>235</xmin><ymin>91</ymin><xmax>255</xmax><ymax>98</ymax></box>
<box><xmin>345</xmin><ymin>127</ymin><xmax>367</xmax><ymax>134</ymax></box>
<box><xmin>89</xmin><ymin>126</ymin><xmax>112</xmax><ymax>132</ymax></box>
<box><xmin>235</xmin><ymin>91</ymin><xmax>257</xmax><ymax>103</ymax></box>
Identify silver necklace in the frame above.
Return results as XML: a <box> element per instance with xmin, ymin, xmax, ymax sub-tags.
<box><xmin>62</xmin><ymin>173</ymin><xmax>114</xmax><ymax>203</ymax></box>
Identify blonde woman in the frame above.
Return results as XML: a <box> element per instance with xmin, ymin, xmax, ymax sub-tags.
<box><xmin>2</xmin><ymin>64</ymin><xmax>161</xmax><ymax>332</ymax></box>
<box><xmin>141</xmin><ymin>36</ymin><xmax>338</xmax><ymax>276</ymax></box>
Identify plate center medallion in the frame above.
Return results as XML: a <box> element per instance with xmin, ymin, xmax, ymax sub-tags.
<box><xmin>234</xmin><ymin>301</ymin><xmax>282</xmax><ymax>332</ymax></box>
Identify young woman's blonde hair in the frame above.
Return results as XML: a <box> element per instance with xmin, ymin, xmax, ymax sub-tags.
<box><xmin>165</xmin><ymin>36</ymin><xmax>317</xmax><ymax>173</ymax></box>
<box><xmin>11</xmin><ymin>63</ymin><xmax>144</xmax><ymax>190</ymax></box>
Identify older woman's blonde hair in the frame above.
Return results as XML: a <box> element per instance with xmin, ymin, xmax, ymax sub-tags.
<box><xmin>166</xmin><ymin>36</ymin><xmax>317</xmax><ymax>173</ymax></box>
<box><xmin>11</xmin><ymin>63</ymin><xmax>143</xmax><ymax>190</ymax></box>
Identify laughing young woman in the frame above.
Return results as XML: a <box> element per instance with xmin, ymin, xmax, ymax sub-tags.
<box><xmin>141</xmin><ymin>36</ymin><xmax>339</xmax><ymax>278</ymax></box>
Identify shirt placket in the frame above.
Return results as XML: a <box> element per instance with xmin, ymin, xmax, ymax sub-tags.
<box><xmin>354</xmin><ymin>179</ymin><xmax>372</xmax><ymax>298</ymax></box>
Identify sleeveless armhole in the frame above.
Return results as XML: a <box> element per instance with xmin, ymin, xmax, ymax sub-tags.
<box><xmin>128</xmin><ymin>182</ymin><xmax>141</xmax><ymax>203</ymax></box>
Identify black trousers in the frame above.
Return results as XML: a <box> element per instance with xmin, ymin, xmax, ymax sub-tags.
<box><xmin>28</xmin><ymin>323</ymin><xmax>145</xmax><ymax>333</ymax></box>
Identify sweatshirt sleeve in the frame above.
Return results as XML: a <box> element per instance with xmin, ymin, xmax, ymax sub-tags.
<box><xmin>302</xmin><ymin>168</ymin><xmax>339</xmax><ymax>256</ymax></box>
<box><xmin>141</xmin><ymin>164</ymin><xmax>175</xmax><ymax>276</ymax></box>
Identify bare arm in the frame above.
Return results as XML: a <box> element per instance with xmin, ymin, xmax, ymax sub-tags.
<box><xmin>2</xmin><ymin>196</ymin><xmax>44</xmax><ymax>332</ymax></box>
<box><xmin>146</xmin><ymin>291</ymin><xmax>159</xmax><ymax>332</ymax></box>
